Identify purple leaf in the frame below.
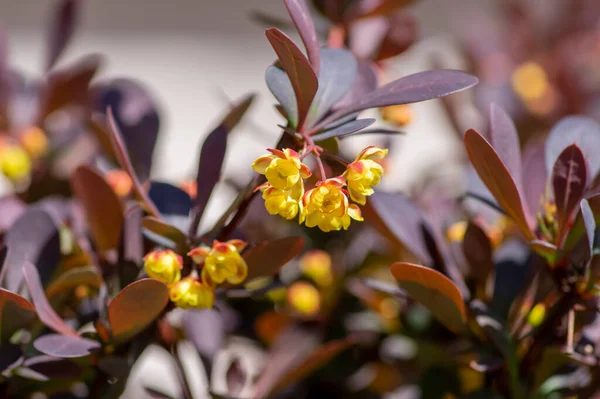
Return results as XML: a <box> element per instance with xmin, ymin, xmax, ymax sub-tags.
<box><xmin>182</xmin><ymin>309</ymin><xmax>225</xmax><ymax>363</ymax></box>
<box><xmin>71</xmin><ymin>165</ymin><xmax>125</xmax><ymax>252</ymax></box>
<box><xmin>367</xmin><ymin>191</ymin><xmax>432</xmax><ymax>264</ymax></box>
<box><xmin>121</xmin><ymin>204</ymin><xmax>144</xmax><ymax>265</ymax></box>
<box><xmin>552</xmin><ymin>144</ymin><xmax>587</xmax><ymax>242</ymax></box>
<box><xmin>94</xmin><ymin>78</ymin><xmax>161</xmax><ymax>182</ymax></box>
<box><xmin>33</xmin><ymin>334</ymin><xmax>100</xmax><ymax>358</ymax></box>
<box><xmin>266</xmin><ymin>66</ymin><xmax>296</xmax><ymax>125</ymax></box>
<box><xmin>0</xmin><ymin>196</ymin><xmax>25</xmax><ymax>233</ymax></box>
<box><xmin>24</xmin><ymin>355</ymin><xmax>82</xmax><ymax>379</ymax></box>
<box><xmin>581</xmin><ymin>199</ymin><xmax>595</xmax><ymax>260</ymax></box>
<box><xmin>0</xmin><ymin>288</ymin><xmax>36</xmax><ymax>343</ymax></box>
<box><xmin>564</xmin><ymin>193</ymin><xmax>600</xmax><ymax>252</ymax></box>
<box><xmin>23</xmin><ymin>263</ymin><xmax>78</xmax><ymax>337</ymax></box>
<box><xmin>521</xmin><ymin>139</ymin><xmax>547</xmax><ymax>216</ymax></box>
<box><xmin>283</xmin><ymin>0</ymin><xmax>320</xmax><ymax>74</ymax></box>
<box><xmin>334</xmin><ymin>61</ymin><xmax>378</xmax><ymax>111</ymax></box>
<box><xmin>311</xmin><ymin>118</ymin><xmax>375</xmax><ymax>141</ymax></box>
<box><xmin>489</xmin><ymin>103</ymin><xmax>523</xmax><ymax>192</ymax></box>
<box><xmin>308</xmin><ymin>48</ymin><xmax>357</xmax><ymax>124</ymax></box>
<box><xmin>191</xmin><ymin>94</ymin><xmax>255</xmax><ymax>232</ymax></box>
<box><xmin>265</xmin><ymin>28</ymin><xmax>318</xmax><ymax>129</ymax></box>
<box><xmin>319</xmin><ymin>69</ymin><xmax>478</xmax><ymax>129</ymax></box>
<box><xmin>46</xmin><ymin>0</ymin><xmax>79</xmax><ymax>71</ymax></box>
<box><xmin>4</xmin><ymin>209</ymin><xmax>60</xmax><ymax>292</ymax></box>
<box><xmin>545</xmin><ymin>116</ymin><xmax>600</xmax><ymax>179</ymax></box>
<box><xmin>462</xmin><ymin>223</ymin><xmax>494</xmax><ymax>301</ymax></box>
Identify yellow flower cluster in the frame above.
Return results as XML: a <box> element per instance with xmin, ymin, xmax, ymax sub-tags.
<box><xmin>0</xmin><ymin>127</ymin><xmax>49</xmax><ymax>183</ymax></box>
<box><xmin>143</xmin><ymin>241</ymin><xmax>249</xmax><ymax>310</ymax></box>
<box><xmin>252</xmin><ymin>146</ymin><xmax>388</xmax><ymax>232</ymax></box>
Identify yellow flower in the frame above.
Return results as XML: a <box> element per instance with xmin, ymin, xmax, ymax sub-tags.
<box><xmin>0</xmin><ymin>143</ymin><xmax>31</xmax><ymax>181</ymax></box>
<box><xmin>169</xmin><ymin>277</ymin><xmax>214</xmax><ymax>309</ymax></box>
<box><xmin>343</xmin><ymin>146</ymin><xmax>387</xmax><ymax>205</ymax></box>
<box><xmin>143</xmin><ymin>250</ymin><xmax>182</xmax><ymax>285</ymax></box>
<box><xmin>188</xmin><ymin>239</ymin><xmax>248</xmax><ymax>286</ymax></box>
<box><xmin>258</xmin><ymin>179</ymin><xmax>304</xmax><ymax>220</ymax></box>
<box><xmin>300</xmin><ymin>250</ymin><xmax>333</xmax><ymax>287</ymax></box>
<box><xmin>252</xmin><ymin>148</ymin><xmax>311</xmax><ymax>191</ymax></box>
<box><xmin>300</xmin><ymin>177</ymin><xmax>363</xmax><ymax>232</ymax></box>
<box><xmin>380</xmin><ymin>104</ymin><xmax>413</xmax><ymax>126</ymax></box>
<box><xmin>288</xmin><ymin>282</ymin><xmax>321</xmax><ymax>316</ymax></box>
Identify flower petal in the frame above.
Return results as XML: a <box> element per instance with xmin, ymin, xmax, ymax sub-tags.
<box><xmin>188</xmin><ymin>246</ymin><xmax>210</xmax><ymax>264</ymax></box>
<box><xmin>348</xmin><ymin>204</ymin><xmax>363</xmax><ymax>221</ymax></box>
<box><xmin>252</xmin><ymin>155</ymin><xmax>275</xmax><ymax>174</ymax></box>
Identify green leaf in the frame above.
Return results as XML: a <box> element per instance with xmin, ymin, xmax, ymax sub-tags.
<box><xmin>390</xmin><ymin>262</ymin><xmax>467</xmax><ymax>333</ymax></box>
<box><xmin>108</xmin><ymin>278</ymin><xmax>169</xmax><ymax>344</ymax></box>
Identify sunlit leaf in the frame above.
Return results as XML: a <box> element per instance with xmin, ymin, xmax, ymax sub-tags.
<box><xmin>551</xmin><ymin>144</ymin><xmax>587</xmax><ymax>243</ymax></box>
<box><xmin>265</xmin><ymin>66</ymin><xmax>297</xmax><ymax>125</ymax></box>
<box><xmin>108</xmin><ymin>278</ymin><xmax>169</xmax><ymax>343</ymax></box>
<box><xmin>564</xmin><ymin>193</ymin><xmax>600</xmax><ymax>251</ymax></box>
<box><xmin>71</xmin><ymin>165</ymin><xmax>124</xmax><ymax>252</ymax></box>
<box><xmin>33</xmin><ymin>334</ymin><xmax>100</xmax><ymax>358</ymax></box>
<box><xmin>23</xmin><ymin>263</ymin><xmax>78</xmax><ymax>337</ymax></box>
<box><xmin>308</xmin><ymin>48</ymin><xmax>357</xmax><ymax>124</ymax></box>
<box><xmin>521</xmin><ymin>138</ymin><xmax>546</xmax><ymax>216</ymax></box>
<box><xmin>390</xmin><ymin>262</ymin><xmax>467</xmax><ymax>333</ymax></box>
<box><xmin>182</xmin><ymin>308</ymin><xmax>225</xmax><ymax>363</ymax></box>
<box><xmin>320</xmin><ymin>70</ymin><xmax>478</xmax><ymax>129</ymax></box>
<box><xmin>464</xmin><ymin>129</ymin><xmax>534</xmax><ymax>240</ymax></box>
<box><xmin>243</xmin><ymin>236</ymin><xmax>305</xmax><ymax>281</ymax></box>
<box><xmin>265</xmin><ymin>28</ymin><xmax>318</xmax><ymax>129</ymax></box>
<box><xmin>46</xmin><ymin>0</ymin><xmax>79</xmax><ymax>71</ymax></box>
<box><xmin>141</xmin><ymin>217</ymin><xmax>186</xmax><ymax>247</ymax></box>
<box><xmin>283</xmin><ymin>0</ymin><xmax>320</xmax><ymax>74</ymax></box>
<box><xmin>334</xmin><ymin>61</ymin><xmax>378</xmax><ymax>111</ymax></box>
<box><xmin>0</xmin><ymin>288</ymin><xmax>35</xmax><ymax>343</ymax></box>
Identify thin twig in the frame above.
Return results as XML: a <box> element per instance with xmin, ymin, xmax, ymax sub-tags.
<box><xmin>171</xmin><ymin>344</ymin><xmax>194</xmax><ymax>399</ymax></box>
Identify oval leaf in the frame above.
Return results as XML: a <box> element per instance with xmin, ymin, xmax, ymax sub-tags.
<box><xmin>148</xmin><ymin>182</ymin><xmax>193</xmax><ymax>217</ymax></box>
<box><xmin>0</xmin><ymin>288</ymin><xmax>35</xmax><ymax>343</ymax></box>
<box><xmin>141</xmin><ymin>217</ymin><xmax>186</xmax><ymax>246</ymax></box>
<box><xmin>244</xmin><ymin>237</ymin><xmax>304</xmax><ymax>281</ymax></box>
<box><xmin>521</xmin><ymin>139</ymin><xmax>547</xmax><ymax>215</ymax></box>
<box><xmin>23</xmin><ymin>263</ymin><xmax>78</xmax><ymax>337</ymax></box>
<box><xmin>33</xmin><ymin>334</ymin><xmax>100</xmax><ymax>358</ymax></box>
<box><xmin>552</xmin><ymin>144</ymin><xmax>587</xmax><ymax>241</ymax></box>
<box><xmin>464</xmin><ymin>129</ymin><xmax>534</xmax><ymax>240</ymax></box>
<box><xmin>108</xmin><ymin>278</ymin><xmax>169</xmax><ymax>343</ymax></box>
<box><xmin>265</xmin><ymin>28</ymin><xmax>318</xmax><ymax>129</ymax></box>
<box><xmin>266</xmin><ymin>66</ymin><xmax>297</xmax><ymax>125</ymax></box>
<box><xmin>390</xmin><ymin>262</ymin><xmax>467</xmax><ymax>333</ymax></box>
<box><xmin>71</xmin><ymin>165</ymin><xmax>125</xmax><ymax>252</ymax></box>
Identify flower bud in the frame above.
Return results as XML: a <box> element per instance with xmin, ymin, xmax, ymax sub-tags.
<box><xmin>380</xmin><ymin>104</ymin><xmax>413</xmax><ymax>126</ymax></box>
<box><xmin>19</xmin><ymin>126</ymin><xmax>48</xmax><ymax>159</ymax></box>
<box><xmin>169</xmin><ymin>277</ymin><xmax>214</xmax><ymax>309</ymax></box>
<box><xmin>300</xmin><ymin>250</ymin><xmax>333</xmax><ymax>287</ymax></box>
<box><xmin>0</xmin><ymin>143</ymin><xmax>31</xmax><ymax>181</ymax></box>
<box><xmin>143</xmin><ymin>250</ymin><xmax>182</xmax><ymax>285</ymax></box>
<box><xmin>288</xmin><ymin>282</ymin><xmax>321</xmax><ymax>316</ymax></box>
<box><xmin>188</xmin><ymin>239</ymin><xmax>248</xmax><ymax>286</ymax></box>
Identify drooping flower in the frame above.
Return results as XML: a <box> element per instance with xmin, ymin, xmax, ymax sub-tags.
<box><xmin>258</xmin><ymin>179</ymin><xmax>304</xmax><ymax>220</ymax></box>
<box><xmin>343</xmin><ymin>146</ymin><xmax>388</xmax><ymax>205</ymax></box>
<box><xmin>188</xmin><ymin>239</ymin><xmax>248</xmax><ymax>286</ymax></box>
<box><xmin>143</xmin><ymin>250</ymin><xmax>183</xmax><ymax>285</ymax></box>
<box><xmin>169</xmin><ymin>277</ymin><xmax>214</xmax><ymax>309</ymax></box>
<box><xmin>300</xmin><ymin>177</ymin><xmax>363</xmax><ymax>232</ymax></box>
<box><xmin>252</xmin><ymin>148</ymin><xmax>311</xmax><ymax>191</ymax></box>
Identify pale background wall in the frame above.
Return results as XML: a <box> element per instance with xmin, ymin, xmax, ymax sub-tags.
<box><xmin>0</xmin><ymin>0</ymin><xmax>489</xmax><ymax>397</ymax></box>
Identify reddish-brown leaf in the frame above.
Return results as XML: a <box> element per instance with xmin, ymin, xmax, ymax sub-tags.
<box><xmin>243</xmin><ymin>237</ymin><xmax>305</xmax><ymax>282</ymax></box>
<box><xmin>464</xmin><ymin>129</ymin><xmax>534</xmax><ymax>240</ymax></box>
<box><xmin>71</xmin><ymin>165</ymin><xmax>124</xmax><ymax>252</ymax></box>
<box><xmin>0</xmin><ymin>288</ymin><xmax>35</xmax><ymax>343</ymax></box>
<box><xmin>265</xmin><ymin>28</ymin><xmax>318</xmax><ymax>129</ymax></box>
<box><xmin>390</xmin><ymin>262</ymin><xmax>467</xmax><ymax>333</ymax></box>
<box><xmin>107</xmin><ymin>278</ymin><xmax>169</xmax><ymax>343</ymax></box>
<box><xmin>283</xmin><ymin>0</ymin><xmax>320</xmax><ymax>74</ymax></box>
<box><xmin>46</xmin><ymin>0</ymin><xmax>79</xmax><ymax>71</ymax></box>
